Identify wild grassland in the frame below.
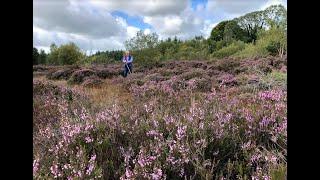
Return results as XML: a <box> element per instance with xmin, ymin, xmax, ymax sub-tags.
<box><xmin>33</xmin><ymin>57</ymin><xmax>287</xmax><ymax>179</ymax></box>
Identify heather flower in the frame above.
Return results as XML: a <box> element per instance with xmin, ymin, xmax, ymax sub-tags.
<box><xmin>259</xmin><ymin>116</ymin><xmax>272</xmax><ymax>128</ymax></box>
<box><xmin>206</xmin><ymin>89</ymin><xmax>216</xmax><ymax>101</ymax></box>
<box><xmin>50</xmin><ymin>163</ymin><xmax>60</xmax><ymax>178</ymax></box>
<box><xmin>85</xmin><ymin>136</ymin><xmax>93</xmax><ymax>143</ymax></box>
<box><xmin>242</xmin><ymin>108</ymin><xmax>253</xmax><ymax>123</ymax></box>
<box><xmin>258</xmin><ymin>90</ymin><xmax>283</xmax><ymax>101</ymax></box>
<box><xmin>77</xmin><ymin>171</ymin><xmax>82</xmax><ymax>178</ymax></box>
<box><xmin>250</xmin><ymin>153</ymin><xmax>262</xmax><ymax>164</ymax></box>
<box><xmin>275</xmin><ymin>103</ymin><xmax>286</xmax><ymax>111</ymax></box>
<box><xmin>176</xmin><ymin>125</ymin><xmax>187</xmax><ymax>141</ymax></box>
<box><xmin>241</xmin><ymin>141</ymin><xmax>252</xmax><ymax>151</ymax></box>
<box><xmin>262</xmin><ymin>175</ymin><xmax>271</xmax><ymax>180</ymax></box>
<box><xmin>179</xmin><ymin>168</ymin><xmax>185</xmax><ymax>177</ymax></box>
<box><xmin>199</xmin><ymin>121</ymin><xmax>204</xmax><ymax>129</ymax></box>
<box><xmin>147</xmin><ymin>130</ymin><xmax>157</xmax><ymax>136</ymax></box>
<box><xmin>63</xmin><ymin>164</ymin><xmax>72</xmax><ymax>170</ymax></box>
<box><xmin>33</xmin><ymin>159</ymin><xmax>39</xmax><ymax>176</ymax></box>
<box><xmin>122</xmin><ymin>167</ymin><xmax>134</xmax><ymax>179</ymax></box>
<box><xmin>216</xmin><ymin>112</ymin><xmax>232</xmax><ymax>125</ymax></box>
<box><xmin>86</xmin><ymin>154</ymin><xmax>96</xmax><ymax>175</ymax></box>
<box><xmin>120</xmin><ymin>146</ymin><xmax>134</xmax><ymax>166</ymax></box>
<box><xmin>251</xmin><ymin>176</ymin><xmax>259</xmax><ymax>180</ymax></box>
<box><xmin>186</xmin><ymin>79</ymin><xmax>197</xmax><ymax>90</ymax></box>
<box><xmin>159</xmin><ymin>81</ymin><xmax>175</xmax><ymax>96</ymax></box>
<box><xmin>144</xmin><ymin>104</ymin><xmax>153</xmax><ymax>113</ymax></box>
<box><xmin>135</xmin><ymin>148</ymin><xmax>157</xmax><ymax>169</ymax></box>
<box><xmin>150</xmin><ymin>167</ymin><xmax>163</xmax><ymax>180</ymax></box>
<box><xmin>84</xmin><ymin>124</ymin><xmax>93</xmax><ymax>131</ymax></box>
<box><xmin>163</xmin><ymin>115</ymin><xmax>174</xmax><ymax>125</ymax></box>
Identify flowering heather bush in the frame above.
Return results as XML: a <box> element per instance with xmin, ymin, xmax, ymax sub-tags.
<box><xmin>33</xmin><ymin>65</ymin><xmax>50</xmax><ymax>72</ymax></box>
<box><xmin>95</xmin><ymin>67</ymin><xmax>121</xmax><ymax>79</ymax></box>
<box><xmin>144</xmin><ymin>73</ymin><xmax>169</xmax><ymax>83</ymax></box>
<box><xmin>34</xmin><ymin>57</ymin><xmax>287</xmax><ymax>179</ymax></box>
<box><xmin>119</xmin><ymin>72</ymin><xmax>146</xmax><ymax>89</ymax></box>
<box><xmin>189</xmin><ymin>61</ymin><xmax>208</xmax><ymax>69</ymax></box>
<box><xmin>217</xmin><ymin>73</ymin><xmax>238</xmax><ymax>87</ymax></box>
<box><xmin>157</xmin><ymin>68</ymin><xmax>185</xmax><ymax>77</ymax></box>
<box><xmin>47</xmin><ymin>68</ymin><xmax>77</xmax><ymax>80</ymax></box>
<box><xmin>68</xmin><ymin>69</ymin><xmax>96</xmax><ymax>84</ymax></box>
<box><xmin>33</xmin><ymin>71</ymin><xmax>48</xmax><ymax>77</ymax></box>
<box><xmin>214</xmin><ymin>58</ymin><xmax>241</xmax><ymax>74</ymax></box>
<box><xmin>186</xmin><ymin>77</ymin><xmax>213</xmax><ymax>92</ymax></box>
<box><xmin>33</xmin><ymin>79</ymin><xmax>90</xmax><ymax>132</ymax></box>
<box><xmin>82</xmin><ymin>76</ymin><xmax>103</xmax><ymax>88</ymax></box>
<box><xmin>280</xmin><ymin>65</ymin><xmax>287</xmax><ymax>73</ymax></box>
<box><xmin>178</xmin><ymin>68</ymin><xmax>207</xmax><ymax>81</ymax></box>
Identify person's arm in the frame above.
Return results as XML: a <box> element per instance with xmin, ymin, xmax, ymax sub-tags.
<box><xmin>122</xmin><ymin>56</ymin><xmax>126</xmax><ymax>63</ymax></box>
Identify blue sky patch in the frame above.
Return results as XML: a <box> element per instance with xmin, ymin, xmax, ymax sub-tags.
<box><xmin>111</xmin><ymin>10</ymin><xmax>152</xmax><ymax>29</ymax></box>
<box><xmin>191</xmin><ymin>0</ymin><xmax>208</xmax><ymax>10</ymax></box>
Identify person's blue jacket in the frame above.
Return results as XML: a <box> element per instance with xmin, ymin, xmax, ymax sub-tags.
<box><xmin>122</xmin><ymin>55</ymin><xmax>133</xmax><ymax>63</ymax></box>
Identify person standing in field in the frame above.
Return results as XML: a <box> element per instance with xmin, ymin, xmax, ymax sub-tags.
<box><xmin>122</xmin><ymin>50</ymin><xmax>133</xmax><ymax>77</ymax></box>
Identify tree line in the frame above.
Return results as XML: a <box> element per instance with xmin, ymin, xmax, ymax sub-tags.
<box><xmin>33</xmin><ymin>5</ymin><xmax>286</xmax><ymax>66</ymax></box>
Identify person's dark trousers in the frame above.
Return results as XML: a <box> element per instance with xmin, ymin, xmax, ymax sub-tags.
<box><xmin>123</xmin><ymin>63</ymin><xmax>133</xmax><ymax>77</ymax></box>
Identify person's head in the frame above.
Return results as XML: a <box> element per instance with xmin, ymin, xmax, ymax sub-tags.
<box><xmin>125</xmin><ymin>50</ymin><xmax>130</xmax><ymax>56</ymax></box>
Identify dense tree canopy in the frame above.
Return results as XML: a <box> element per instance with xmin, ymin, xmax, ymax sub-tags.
<box><xmin>33</xmin><ymin>47</ymin><xmax>39</xmax><ymax>65</ymax></box>
<box><xmin>125</xmin><ymin>30</ymin><xmax>159</xmax><ymax>51</ymax></box>
<box><xmin>223</xmin><ymin>20</ymin><xmax>248</xmax><ymax>43</ymax></box>
<box><xmin>234</xmin><ymin>4</ymin><xmax>287</xmax><ymax>43</ymax></box>
<box><xmin>47</xmin><ymin>43</ymin><xmax>84</xmax><ymax>65</ymax></box>
<box><xmin>210</xmin><ymin>21</ymin><xmax>229</xmax><ymax>42</ymax></box>
<box><xmin>263</xmin><ymin>5</ymin><xmax>287</xmax><ymax>29</ymax></box>
<box><xmin>235</xmin><ymin>11</ymin><xmax>265</xmax><ymax>43</ymax></box>
<box><xmin>38</xmin><ymin>50</ymin><xmax>47</xmax><ymax>64</ymax></box>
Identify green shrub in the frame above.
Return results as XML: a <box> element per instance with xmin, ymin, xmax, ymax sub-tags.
<box><xmin>47</xmin><ymin>43</ymin><xmax>85</xmax><ymax>65</ymax></box>
<box><xmin>132</xmin><ymin>48</ymin><xmax>161</xmax><ymax>69</ymax></box>
<box><xmin>266</xmin><ymin>41</ymin><xmax>281</xmax><ymax>56</ymax></box>
<box><xmin>258</xmin><ymin>71</ymin><xmax>287</xmax><ymax>90</ymax></box>
<box><xmin>211</xmin><ymin>40</ymin><xmax>246</xmax><ymax>59</ymax></box>
<box><xmin>233</xmin><ymin>27</ymin><xmax>286</xmax><ymax>58</ymax></box>
<box><xmin>233</xmin><ymin>43</ymin><xmax>268</xmax><ymax>58</ymax></box>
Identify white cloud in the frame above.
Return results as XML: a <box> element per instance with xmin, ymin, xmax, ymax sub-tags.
<box><xmin>90</xmin><ymin>0</ymin><xmax>188</xmax><ymax>16</ymax></box>
<box><xmin>260</xmin><ymin>0</ymin><xmax>287</xmax><ymax>10</ymax></box>
<box><xmin>142</xmin><ymin>4</ymin><xmax>209</xmax><ymax>40</ymax></box>
<box><xmin>143</xmin><ymin>28</ymin><xmax>151</xmax><ymax>35</ymax></box>
<box><xmin>201</xmin><ymin>21</ymin><xmax>218</xmax><ymax>38</ymax></box>
<box><xmin>33</xmin><ymin>0</ymin><xmax>287</xmax><ymax>52</ymax></box>
<box><xmin>206</xmin><ymin>0</ymin><xmax>287</xmax><ymax>18</ymax></box>
<box><xmin>33</xmin><ymin>0</ymin><xmax>143</xmax><ymax>52</ymax></box>
<box><xmin>207</xmin><ymin>0</ymin><xmax>266</xmax><ymax>15</ymax></box>
<box><xmin>33</xmin><ymin>23</ymin><xmax>137</xmax><ymax>52</ymax></box>
<box><xmin>88</xmin><ymin>0</ymin><xmax>192</xmax><ymax>41</ymax></box>
<box><xmin>36</xmin><ymin>46</ymin><xmax>50</xmax><ymax>53</ymax></box>
<box><xmin>144</xmin><ymin>15</ymin><xmax>183</xmax><ymax>35</ymax></box>
<box><xmin>34</xmin><ymin>0</ymin><xmax>126</xmax><ymax>39</ymax></box>
<box><xmin>127</xmin><ymin>26</ymin><xmax>140</xmax><ymax>39</ymax></box>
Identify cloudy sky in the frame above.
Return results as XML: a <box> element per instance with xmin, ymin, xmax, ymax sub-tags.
<box><xmin>33</xmin><ymin>0</ymin><xmax>287</xmax><ymax>54</ymax></box>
